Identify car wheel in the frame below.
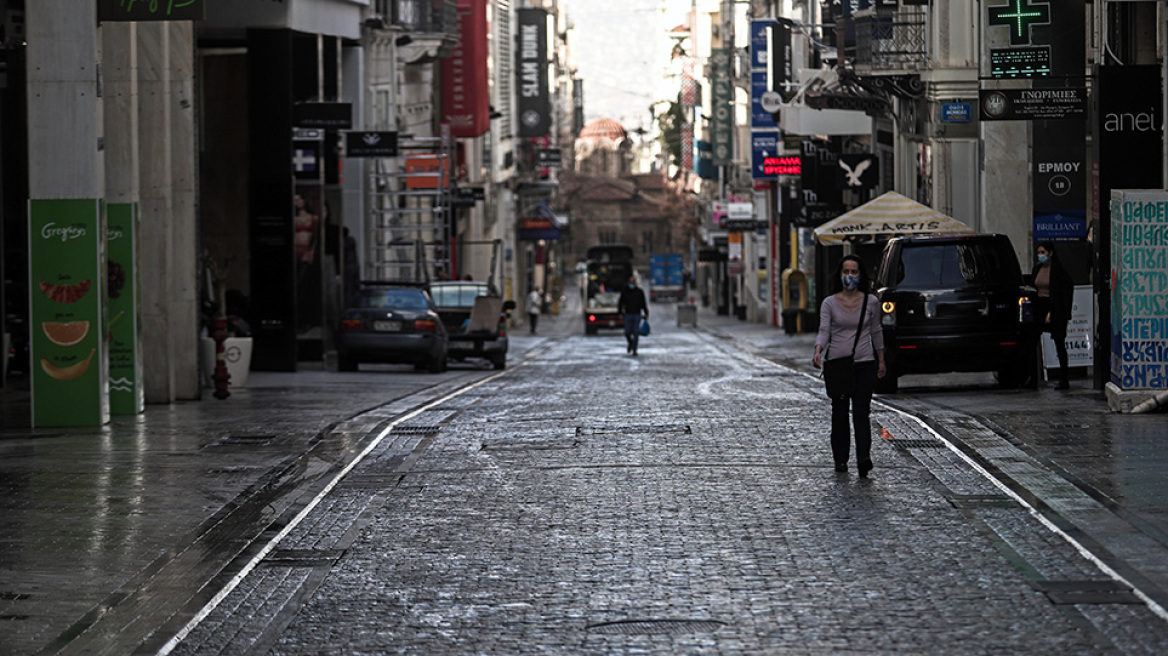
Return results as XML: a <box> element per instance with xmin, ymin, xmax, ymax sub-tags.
<box><xmin>490</xmin><ymin>355</ymin><xmax>506</xmax><ymax>370</ymax></box>
<box><xmin>338</xmin><ymin>355</ymin><xmax>358</xmax><ymax>372</ymax></box>
<box><xmin>428</xmin><ymin>354</ymin><xmax>448</xmax><ymax>373</ymax></box>
<box><xmin>585</xmin><ymin>326</ymin><xmax>597</xmax><ymax>335</ymax></box>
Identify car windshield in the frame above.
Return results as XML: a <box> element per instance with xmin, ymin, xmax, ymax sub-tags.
<box><xmin>356</xmin><ymin>288</ymin><xmax>431</xmax><ymax>310</ymax></box>
<box><xmin>430</xmin><ymin>285</ymin><xmax>488</xmax><ymax>308</ymax></box>
<box><xmin>896</xmin><ymin>243</ymin><xmax>1016</xmax><ymax>288</ymax></box>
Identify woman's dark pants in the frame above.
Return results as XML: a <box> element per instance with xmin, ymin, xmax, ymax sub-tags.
<box><xmin>830</xmin><ymin>361</ymin><xmax>878</xmax><ymax>465</ymax></box>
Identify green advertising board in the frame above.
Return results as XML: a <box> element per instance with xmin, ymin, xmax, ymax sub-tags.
<box><xmin>107</xmin><ymin>203</ymin><xmax>143</xmax><ymax>414</ymax></box>
<box><xmin>29</xmin><ymin>199</ymin><xmax>109</xmax><ymax>427</ymax></box>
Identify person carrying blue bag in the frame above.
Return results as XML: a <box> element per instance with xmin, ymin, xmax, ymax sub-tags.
<box><xmin>618</xmin><ymin>276</ymin><xmax>649</xmax><ymax>356</ymax></box>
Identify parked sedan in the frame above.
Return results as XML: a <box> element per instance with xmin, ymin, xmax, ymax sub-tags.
<box><xmin>337</xmin><ymin>286</ymin><xmax>448</xmax><ymax>373</ymax></box>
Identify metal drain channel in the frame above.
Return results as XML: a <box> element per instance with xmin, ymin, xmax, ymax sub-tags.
<box><xmin>586</xmin><ymin>619</ymin><xmax>727</xmax><ymax>635</ymax></box>
<box><xmin>577</xmin><ymin>424</ymin><xmax>692</xmax><ymax>436</ymax></box>
<box><xmin>887</xmin><ymin>438</ymin><xmax>944</xmax><ymax>449</ymax></box>
<box><xmin>391</xmin><ymin>426</ymin><xmax>443</xmax><ymax>435</ymax></box>
<box><xmin>1033</xmin><ymin>580</ymin><xmax>1143</xmax><ymax>605</ymax></box>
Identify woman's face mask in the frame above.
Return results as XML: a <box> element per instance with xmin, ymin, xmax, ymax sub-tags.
<box><xmin>1037</xmin><ymin>253</ymin><xmax>1049</xmax><ymax>264</ymax></box>
<box><xmin>841</xmin><ymin>273</ymin><xmax>860</xmax><ymax>290</ymax></box>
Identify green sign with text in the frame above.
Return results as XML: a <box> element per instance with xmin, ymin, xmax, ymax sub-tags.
<box><xmin>107</xmin><ymin>203</ymin><xmax>143</xmax><ymax>415</ymax></box>
<box><xmin>29</xmin><ymin>199</ymin><xmax>109</xmax><ymax>427</ymax></box>
<box><xmin>98</xmin><ymin>0</ymin><xmax>205</xmax><ymax>22</ymax></box>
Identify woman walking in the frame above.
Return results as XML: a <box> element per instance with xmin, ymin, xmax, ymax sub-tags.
<box><xmin>812</xmin><ymin>255</ymin><xmax>885</xmax><ymax>477</ymax></box>
<box><xmin>1028</xmin><ymin>241</ymin><xmax>1074</xmax><ymax>389</ymax></box>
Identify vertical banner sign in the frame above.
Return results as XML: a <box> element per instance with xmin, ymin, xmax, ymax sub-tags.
<box><xmin>772</xmin><ymin>19</ymin><xmax>794</xmax><ymax>101</ymax></box>
<box><xmin>1033</xmin><ymin>118</ymin><xmax>1087</xmax><ymax>242</ymax></box>
<box><xmin>106</xmin><ymin>203</ymin><xmax>143</xmax><ymax>415</ymax></box>
<box><xmin>442</xmin><ymin>0</ymin><xmax>490</xmax><ymax>138</ymax></box>
<box><xmin>573</xmin><ymin>79</ymin><xmax>585</xmax><ymax>137</ymax></box>
<box><xmin>709</xmin><ymin>49</ymin><xmax>733</xmax><ymax>165</ymax></box>
<box><xmin>29</xmin><ymin>199</ymin><xmax>108</xmax><ymax>427</ymax></box>
<box><xmin>751</xmin><ymin>20</ymin><xmax>781</xmax><ymax>180</ymax></box>
<box><xmin>1109</xmin><ymin>191</ymin><xmax>1168</xmax><ymax>390</ymax></box>
<box><xmin>517</xmin><ymin>9</ymin><xmax>551</xmax><ymax>138</ymax></box>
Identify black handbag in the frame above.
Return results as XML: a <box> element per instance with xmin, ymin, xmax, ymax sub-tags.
<box><xmin>823</xmin><ymin>294</ymin><xmax>866</xmax><ymax>399</ymax></box>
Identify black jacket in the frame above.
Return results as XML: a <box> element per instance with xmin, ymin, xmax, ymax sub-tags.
<box><xmin>1031</xmin><ymin>259</ymin><xmax>1074</xmax><ymax>326</ymax></box>
<box><xmin>618</xmin><ymin>285</ymin><xmax>648</xmax><ymax>315</ymax></box>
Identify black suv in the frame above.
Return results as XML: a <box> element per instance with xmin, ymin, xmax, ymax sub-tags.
<box><xmin>873</xmin><ymin>234</ymin><xmax>1028</xmax><ymax>393</ymax></box>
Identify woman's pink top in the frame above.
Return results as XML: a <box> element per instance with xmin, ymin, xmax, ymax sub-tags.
<box><xmin>816</xmin><ymin>294</ymin><xmax>884</xmax><ymax>362</ymax></box>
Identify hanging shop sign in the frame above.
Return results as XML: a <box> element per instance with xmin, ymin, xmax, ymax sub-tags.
<box><xmin>98</xmin><ymin>0</ymin><xmax>204</xmax><ymax>22</ymax></box>
<box><xmin>517</xmin><ymin>8</ymin><xmax>551</xmax><ymax>138</ymax></box>
<box><xmin>29</xmin><ymin>199</ymin><xmax>108</xmax><ymax>427</ymax></box>
<box><xmin>709</xmin><ymin>49</ymin><xmax>733</xmax><ymax>166</ymax></box>
<box><xmin>978</xmin><ymin>87</ymin><xmax>1087</xmax><ymax>121</ymax></box>
<box><xmin>292</xmin><ymin>102</ymin><xmax>352</xmax><ymax>130</ymax></box>
<box><xmin>442</xmin><ymin>0</ymin><xmax>490</xmax><ymax>138</ymax></box>
<box><xmin>984</xmin><ymin>0</ymin><xmax>1084</xmax><ymax>79</ymax></box>
<box><xmin>343</xmin><ymin>131</ymin><xmax>399</xmax><ymax>158</ymax></box>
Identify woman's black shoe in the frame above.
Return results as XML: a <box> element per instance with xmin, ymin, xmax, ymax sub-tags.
<box><xmin>858</xmin><ymin>460</ymin><xmax>873</xmax><ymax>478</ymax></box>
<box><xmin>834</xmin><ymin>463</ymin><xmax>848</xmax><ymax>473</ymax></box>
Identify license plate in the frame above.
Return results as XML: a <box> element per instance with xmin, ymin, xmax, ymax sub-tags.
<box><xmin>373</xmin><ymin>320</ymin><xmax>401</xmax><ymax>332</ymax></box>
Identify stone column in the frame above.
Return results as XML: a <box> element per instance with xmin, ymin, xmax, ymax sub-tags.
<box><xmin>103</xmin><ymin>22</ymin><xmax>146</xmax><ymax>414</ymax></box>
<box><xmin>169</xmin><ymin>21</ymin><xmax>199</xmax><ymax>400</ymax></box>
<box><xmin>26</xmin><ymin>1</ymin><xmax>108</xmax><ymax>426</ymax></box>
<box><xmin>138</xmin><ymin>22</ymin><xmax>175</xmax><ymax>403</ymax></box>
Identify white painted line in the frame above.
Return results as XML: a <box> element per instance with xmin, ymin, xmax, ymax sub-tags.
<box><xmin>157</xmin><ymin>363</ymin><xmax>526</xmax><ymax>655</ymax></box>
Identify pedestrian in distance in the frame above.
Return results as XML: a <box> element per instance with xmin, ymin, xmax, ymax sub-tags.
<box><xmin>526</xmin><ymin>287</ymin><xmax>542</xmax><ymax>334</ymax></box>
<box><xmin>618</xmin><ymin>276</ymin><xmax>649</xmax><ymax>356</ymax></box>
<box><xmin>1026</xmin><ymin>241</ymin><xmax>1075</xmax><ymax>390</ymax></box>
<box><xmin>812</xmin><ymin>254</ymin><xmax>886</xmax><ymax>477</ymax></box>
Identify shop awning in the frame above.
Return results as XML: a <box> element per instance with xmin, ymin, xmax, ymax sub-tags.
<box><xmin>812</xmin><ymin>191</ymin><xmax>972</xmax><ymax>244</ymax></box>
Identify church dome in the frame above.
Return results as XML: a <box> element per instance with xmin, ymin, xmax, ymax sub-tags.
<box><xmin>579</xmin><ymin>118</ymin><xmax>627</xmax><ymax>142</ymax></box>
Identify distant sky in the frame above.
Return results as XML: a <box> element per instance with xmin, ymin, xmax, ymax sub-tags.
<box><xmin>567</xmin><ymin>0</ymin><xmax>683</xmax><ymax>132</ymax></box>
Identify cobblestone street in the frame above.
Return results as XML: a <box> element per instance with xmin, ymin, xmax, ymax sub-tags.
<box><xmin>158</xmin><ymin>328</ymin><xmax>1168</xmax><ymax>655</ymax></box>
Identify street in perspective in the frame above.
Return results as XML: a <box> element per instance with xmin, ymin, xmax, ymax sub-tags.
<box><xmin>2</xmin><ymin>295</ymin><xmax>1167</xmax><ymax>654</ymax></box>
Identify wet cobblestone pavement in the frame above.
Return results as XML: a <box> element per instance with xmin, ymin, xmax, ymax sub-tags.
<box><xmin>2</xmin><ymin>301</ymin><xmax>1167</xmax><ymax>654</ymax></box>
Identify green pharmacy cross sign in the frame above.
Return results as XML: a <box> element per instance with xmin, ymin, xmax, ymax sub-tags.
<box><xmin>989</xmin><ymin>0</ymin><xmax>1051</xmax><ymax>46</ymax></box>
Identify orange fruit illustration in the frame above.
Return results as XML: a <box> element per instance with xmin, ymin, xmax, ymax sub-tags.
<box><xmin>42</xmin><ymin>321</ymin><xmax>90</xmax><ymax>347</ymax></box>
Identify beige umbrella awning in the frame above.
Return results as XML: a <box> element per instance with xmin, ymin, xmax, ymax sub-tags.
<box><xmin>812</xmin><ymin>191</ymin><xmax>972</xmax><ymax>244</ymax></box>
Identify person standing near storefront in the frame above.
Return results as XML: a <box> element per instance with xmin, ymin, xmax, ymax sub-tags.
<box><xmin>1027</xmin><ymin>241</ymin><xmax>1075</xmax><ymax>390</ymax></box>
<box><xmin>526</xmin><ymin>288</ymin><xmax>542</xmax><ymax>334</ymax></box>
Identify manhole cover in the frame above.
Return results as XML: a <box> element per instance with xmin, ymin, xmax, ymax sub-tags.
<box><xmin>586</xmin><ymin>619</ymin><xmax>727</xmax><ymax>635</ymax></box>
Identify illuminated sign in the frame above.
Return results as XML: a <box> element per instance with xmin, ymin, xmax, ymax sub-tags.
<box><xmin>991</xmin><ymin>47</ymin><xmax>1051</xmax><ymax>78</ymax></box>
<box><xmin>988</xmin><ymin>0</ymin><xmax>1051</xmax><ymax>45</ymax></box>
<box><xmin>764</xmin><ymin>156</ymin><xmax>802</xmax><ymax>176</ymax></box>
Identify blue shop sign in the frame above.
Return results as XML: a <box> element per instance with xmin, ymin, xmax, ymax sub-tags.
<box><xmin>1033</xmin><ymin>210</ymin><xmax>1087</xmax><ymax>242</ymax></box>
<box><xmin>941</xmin><ymin>102</ymin><xmax>973</xmax><ymax>123</ymax></box>
<box><xmin>751</xmin><ymin>131</ymin><xmax>781</xmax><ymax>180</ymax></box>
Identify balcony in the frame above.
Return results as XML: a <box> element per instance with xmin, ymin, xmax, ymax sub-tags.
<box><xmin>371</xmin><ymin>0</ymin><xmax>459</xmax><ymax>62</ymax></box>
<box><xmin>849</xmin><ymin>6</ymin><xmax>928</xmax><ymax>76</ymax></box>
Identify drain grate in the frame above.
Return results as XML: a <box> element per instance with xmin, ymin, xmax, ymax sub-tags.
<box><xmin>577</xmin><ymin>424</ymin><xmax>692</xmax><ymax>436</ymax></box>
<box><xmin>261</xmin><ymin>549</ymin><xmax>345</xmax><ymax>567</ymax></box>
<box><xmin>340</xmin><ymin>474</ymin><xmax>401</xmax><ymax>489</ymax></box>
<box><xmin>586</xmin><ymin>619</ymin><xmax>727</xmax><ymax>635</ymax></box>
<box><xmin>1048</xmin><ymin>423</ymin><xmax>1091</xmax><ymax>430</ymax></box>
<box><xmin>887</xmin><ymin>438</ymin><xmax>945</xmax><ymax>449</ymax></box>
<box><xmin>391</xmin><ymin>426</ymin><xmax>443</xmax><ymax>435</ymax></box>
<box><xmin>208</xmin><ymin>434</ymin><xmax>278</xmax><ymax>447</ymax></box>
<box><xmin>0</xmin><ymin>592</ymin><xmax>30</xmax><ymax>601</ymax></box>
<box><xmin>482</xmin><ymin>439</ymin><xmax>579</xmax><ymax>451</ymax></box>
<box><xmin>948</xmin><ymin>494</ymin><xmax>1018</xmax><ymax>509</ymax></box>
<box><xmin>1033</xmin><ymin>580</ymin><xmax>1143</xmax><ymax>605</ymax></box>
